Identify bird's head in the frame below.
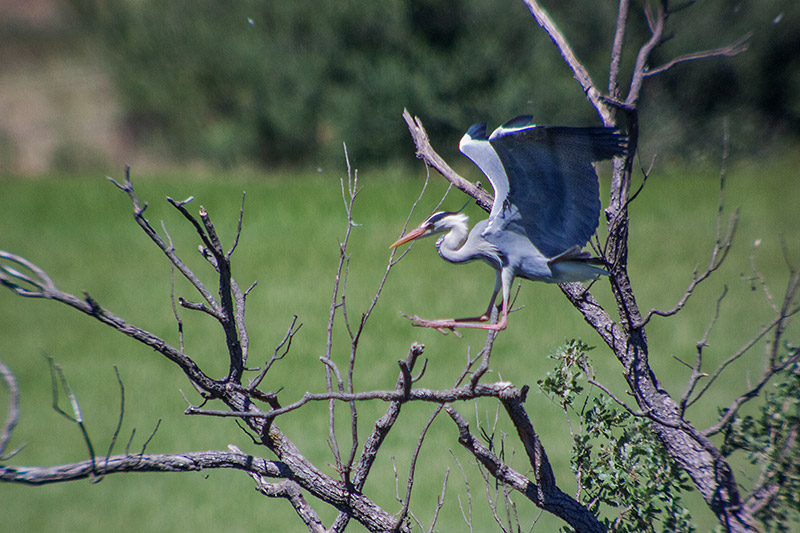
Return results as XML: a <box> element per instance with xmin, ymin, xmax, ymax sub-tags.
<box><xmin>390</xmin><ymin>211</ymin><xmax>469</xmax><ymax>249</ymax></box>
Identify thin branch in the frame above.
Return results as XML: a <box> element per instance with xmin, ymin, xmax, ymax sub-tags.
<box><xmin>446</xmin><ymin>404</ymin><xmax>605</xmax><ymax>533</ymax></box>
<box><xmin>521</xmin><ymin>0</ymin><xmax>612</xmax><ymax>124</ymax></box>
<box><xmin>688</xmin><ymin>307</ymin><xmax>799</xmax><ymax>412</ymax></box>
<box><xmin>108</xmin><ymin>169</ymin><xmax>221</xmax><ymax>316</ymax></box>
<box><xmin>638</xmin><ymin>131</ymin><xmax>738</xmax><ymax>328</ymax></box>
<box><xmin>163</xmin><ymin>221</ymin><xmax>187</xmax><ymax>355</ymax></box>
<box><xmin>0</xmin><ymin>359</ymin><xmax>23</xmax><ymax>460</ymax></box>
<box><xmin>227</xmin><ymin>191</ymin><xmax>247</xmax><ymax>258</ymax></box>
<box><xmin>428</xmin><ymin>468</ymin><xmax>450</xmax><ymax>532</ymax></box>
<box><xmin>608</xmin><ymin>0</ymin><xmax>631</xmax><ymax>101</ymax></box>
<box><xmin>402</xmin><ymin>109</ymin><xmax>494</xmax><ymax>212</ymax></box>
<box><xmin>704</xmin><ymin>266</ymin><xmax>800</xmax><ymax>436</ymax></box>
<box><xmin>323</xmin><ymin>149</ymin><xmax>362</xmax><ymax>478</ymax></box>
<box><xmin>103</xmin><ymin>366</ymin><xmax>126</xmax><ymax>477</ymax></box>
<box><xmin>644</xmin><ymin>33</ymin><xmax>750</xmax><ymax>77</ymax></box>
<box><xmin>396</xmin><ymin>405</ymin><xmax>443</xmax><ymax>530</ymax></box>
<box><xmin>469</xmin><ymin>307</ymin><xmax>500</xmax><ymax>388</ymax></box>
<box><xmin>188</xmin><ymin>382</ymin><xmax>530</xmax><ymax>421</ymax></box>
<box><xmin>46</xmin><ymin>355</ymin><xmax>97</xmax><ymax>478</ymax></box>
<box><xmin>626</xmin><ymin>1</ymin><xmax>666</xmax><ymax>106</ymax></box>
<box><xmin>248</xmin><ymin>315</ymin><xmax>301</xmax><ymax>392</ymax></box>
<box><xmin>679</xmin><ymin>286</ymin><xmax>727</xmax><ymax>415</ymax></box>
<box><xmin>0</xmin><ymin>250</ymin><xmax>57</xmax><ymax>297</ymax></box>
<box><xmin>704</xmin><ymin>346</ymin><xmax>800</xmax><ymax>438</ymax></box>
<box><xmin>582</xmin><ymin>357</ymin><xmax>684</xmax><ymax>430</ymax></box>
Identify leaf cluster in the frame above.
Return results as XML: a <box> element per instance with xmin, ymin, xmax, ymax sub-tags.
<box><xmin>541</xmin><ymin>341</ymin><xmax>695</xmax><ymax>533</ymax></box>
<box><xmin>721</xmin><ymin>352</ymin><xmax>800</xmax><ymax>532</ymax></box>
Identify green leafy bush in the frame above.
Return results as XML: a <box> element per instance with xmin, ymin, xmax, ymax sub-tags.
<box><xmin>69</xmin><ymin>1</ymin><xmax>800</xmax><ymax>169</ymax></box>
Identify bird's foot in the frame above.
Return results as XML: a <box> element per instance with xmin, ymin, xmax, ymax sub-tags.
<box><xmin>400</xmin><ymin>313</ymin><xmax>506</xmax><ymax>334</ymax></box>
<box><xmin>401</xmin><ymin>314</ymin><xmax>462</xmax><ymax>336</ymax></box>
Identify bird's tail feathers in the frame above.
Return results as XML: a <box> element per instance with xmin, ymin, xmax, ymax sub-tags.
<box><xmin>548</xmin><ymin>246</ymin><xmax>608</xmax><ymax>281</ymax></box>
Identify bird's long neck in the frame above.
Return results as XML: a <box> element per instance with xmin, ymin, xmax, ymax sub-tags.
<box><xmin>435</xmin><ymin>218</ymin><xmax>472</xmax><ymax>264</ymax></box>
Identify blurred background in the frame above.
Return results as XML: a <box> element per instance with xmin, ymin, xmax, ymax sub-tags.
<box><xmin>0</xmin><ymin>0</ymin><xmax>797</xmax><ymax>177</ymax></box>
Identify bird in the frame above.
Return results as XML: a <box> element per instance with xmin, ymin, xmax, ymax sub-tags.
<box><xmin>390</xmin><ymin>115</ymin><xmax>626</xmax><ymax>332</ymax></box>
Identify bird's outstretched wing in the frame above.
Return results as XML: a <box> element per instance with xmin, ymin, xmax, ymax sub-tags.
<box><xmin>460</xmin><ymin>116</ymin><xmax>626</xmax><ymax>258</ymax></box>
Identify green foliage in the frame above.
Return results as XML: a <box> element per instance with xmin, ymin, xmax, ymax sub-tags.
<box><xmin>720</xmin><ymin>353</ymin><xmax>800</xmax><ymax>532</ymax></box>
<box><xmin>541</xmin><ymin>341</ymin><xmax>695</xmax><ymax>533</ymax></box>
<box><xmin>70</xmin><ymin>0</ymin><xmax>588</xmax><ymax>169</ymax></box>
<box><xmin>68</xmin><ymin>0</ymin><xmax>800</xmax><ymax>169</ymax></box>
<box><xmin>537</xmin><ymin>339</ymin><xmax>590</xmax><ymax>409</ymax></box>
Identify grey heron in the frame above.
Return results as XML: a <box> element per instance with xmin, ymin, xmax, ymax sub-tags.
<box><xmin>391</xmin><ymin>115</ymin><xmax>626</xmax><ymax>331</ymax></box>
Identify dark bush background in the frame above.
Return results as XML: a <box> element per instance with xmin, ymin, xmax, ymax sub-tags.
<box><xmin>69</xmin><ymin>0</ymin><xmax>799</xmax><ymax>170</ymax></box>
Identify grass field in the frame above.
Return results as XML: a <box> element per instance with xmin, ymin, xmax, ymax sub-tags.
<box><xmin>1</xmin><ymin>153</ymin><xmax>799</xmax><ymax>531</ymax></box>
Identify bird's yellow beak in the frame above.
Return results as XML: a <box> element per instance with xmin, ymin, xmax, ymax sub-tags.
<box><xmin>389</xmin><ymin>224</ymin><xmax>428</xmax><ymax>249</ymax></box>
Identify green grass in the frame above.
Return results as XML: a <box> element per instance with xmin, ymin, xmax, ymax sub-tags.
<box><xmin>1</xmin><ymin>153</ymin><xmax>799</xmax><ymax>531</ymax></box>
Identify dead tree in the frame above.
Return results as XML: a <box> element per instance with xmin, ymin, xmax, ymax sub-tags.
<box><xmin>1</xmin><ymin>2</ymin><xmax>798</xmax><ymax>532</ymax></box>
<box><xmin>403</xmin><ymin>2</ymin><xmax>798</xmax><ymax>532</ymax></box>
<box><xmin>0</xmin><ymin>158</ymin><xmax>608</xmax><ymax>531</ymax></box>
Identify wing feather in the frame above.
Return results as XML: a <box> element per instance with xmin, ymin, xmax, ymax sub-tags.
<box><xmin>459</xmin><ymin>123</ymin><xmax>509</xmax><ymax>228</ymax></box>
<box><xmin>486</xmin><ymin>120</ymin><xmax>626</xmax><ymax>257</ymax></box>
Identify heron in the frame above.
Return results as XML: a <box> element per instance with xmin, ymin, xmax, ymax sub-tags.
<box><xmin>391</xmin><ymin>115</ymin><xmax>626</xmax><ymax>332</ymax></box>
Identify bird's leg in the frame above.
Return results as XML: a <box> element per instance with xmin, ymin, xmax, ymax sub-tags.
<box><xmin>404</xmin><ymin>270</ymin><xmax>511</xmax><ymax>333</ymax></box>
<box><xmin>404</xmin><ymin>296</ymin><xmax>509</xmax><ymax>332</ymax></box>
<box><xmin>405</xmin><ymin>298</ymin><xmax>508</xmax><ymax>332</ymax></box>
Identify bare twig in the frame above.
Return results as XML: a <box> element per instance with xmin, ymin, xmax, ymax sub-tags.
<box><xmin>638</xmin><ymin>127</ymin><xmax>738</xmax><ymax>328</ymax></box>
<box><xmin>446</xmin><ymin>404</ymin><xmax>604</xmax><ymax>533</ymax></box>
<box><xmin>44</xmin><ymin>355</ymin><xmax>98</xmax><ymax>479</ymax></box>
<box><xmin>402</xmin><ymin>109</ymin><xmax>493</xmax><ymax>212</ymax></box>
<box><xmin>678</xmin><ymin>286</ymin><xmax>727</xmax><ymax>415</ymax></box>
<box><xmin>188</xmin><ymin>382</ymin><xmax>532</xmax><ymax>421</ymax></box>
<box><xmin>687</xmin><ymin>302</ymin><xmax>800</xmax><ymax>413</ymax></box>
<box><xmin>521</xmin><ymin>0</ymin><xmax>612</xmax><ymax>124</ymax></box>
<box><xmin>608</xmin><ymin>0</ymin><xmax>631</xmax><ymax>101</ymax></box>
<box><xmin>248</xmin><ymin>315</ymin><xmax>302</xmax><ymax>392</ymax></box>
<box><xmin>103</xmin><ymin>366</ymin><xmax>126</xmax><ymax>476</ymax></box>
<box><xmin>0</xmin><ymin>359</ymin><xmax>23</xmax><ymax>460</ymax></box>
<box><xmin>469</xmin><ymin>306</ymin><xmax>501</xmax><ymax>388</ymax></box>
<box><xmin>703</xmin><ymin>266</ymin><xmax>800</xmax><ymax>436</ymax></box>
<box><xmin>644</xmin><ymin>33</ymin><xmax>750</xmax><ymax>77</ymax></box>
<box><xmin>626</xmin><ymin>1</ymin><xmax>666</xmax><ymax>107</ymax></box>
<box><xmin>323</xmin><ymin>148</ymin><xmax>362</xmax><ymax>478</ymax></box>
<box><xmin>108</xmin><ymin>169</ymin><xmax>221</xmax><ymax>316</ymax></box>
<box><xmin>428</xmin><ymin>468</ymin><xmax>450</xmax><ymax>532</ymax></box>
<box><xmin>396</xmin><ymin>405</ymin><xmax>443</xmax><ymax>529</ymax></box>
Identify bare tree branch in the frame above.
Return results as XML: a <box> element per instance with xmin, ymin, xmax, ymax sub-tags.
<box><xmin>402</xmin><ymin>109</ymin><xmax>493</xmax><ymax>212</ymax></box>
<box><xmin>521</xmin><ymin>0</ymin><xmax>612</xmax><ymax>124</ymax></box>
<box><xmin>446</xmin><ymin>403</ymin><xmax>605</xmax><ymax>533</ymax></box>
<box><xmin>0</xmin><ymin>359</ymin><xmax>22</xmax><ymax>460</ymax></box>
<box><xmin>644</xmin><ymin>33</ymin><xmax>750</xmax><ymax>78</ymax></box>
<box><xmin>1</xmin><ymin>449</ymin><xmax>288</xmax><ymax>485</ymax></box>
